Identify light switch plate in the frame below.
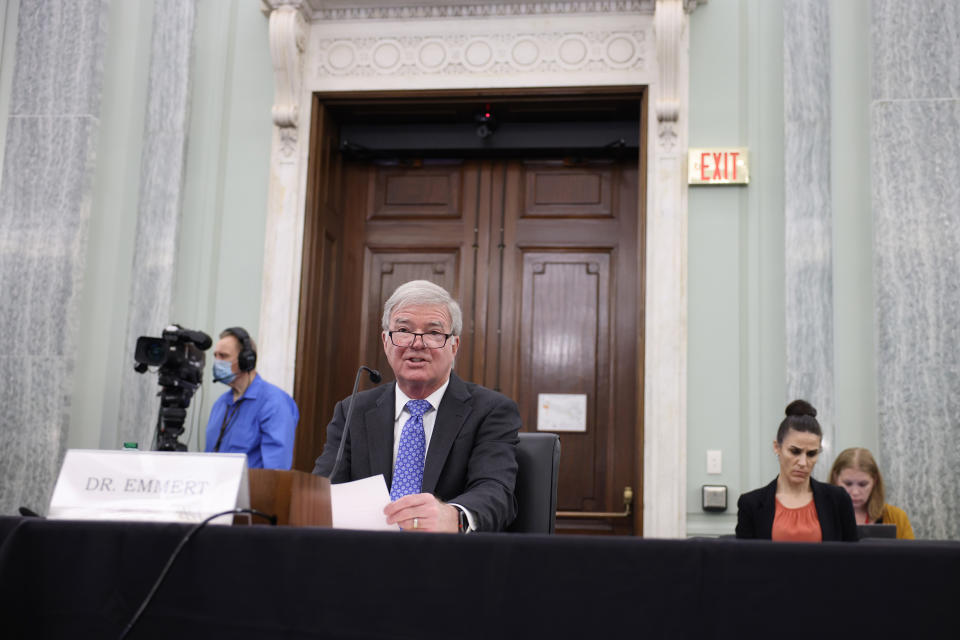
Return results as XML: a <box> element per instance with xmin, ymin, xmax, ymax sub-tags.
<box><xmin>707</xmin><ymin>449</ymin><xmax>722</xmax><ymax>474</ymax></box>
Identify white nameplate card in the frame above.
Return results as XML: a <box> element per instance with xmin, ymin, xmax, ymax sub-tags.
<box><xmin>48</xmin><ymin>449</ymin><xmax>249</xmax><ymax>525</ymax></box>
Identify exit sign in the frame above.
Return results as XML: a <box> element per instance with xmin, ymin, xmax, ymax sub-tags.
<box><xmin>688</xmin><ymin>148</ymin><xmax>749</xmax><ymax>185</ymax></box>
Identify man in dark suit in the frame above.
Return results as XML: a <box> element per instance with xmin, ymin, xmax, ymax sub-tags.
<box><xmin>313</xmin><ymin>280</ymin><xmax>520</xmax><ymax>532</ymax></box>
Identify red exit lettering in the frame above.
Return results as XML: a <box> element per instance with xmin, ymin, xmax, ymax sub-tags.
<box><xmin>700</xmin><ymin>151</ymin><xmax>740</xmax><ymax>182</ymax></box>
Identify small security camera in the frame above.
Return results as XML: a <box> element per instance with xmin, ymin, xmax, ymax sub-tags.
<box><xmin>475</xmin><ymin>108</ymin><xmax>497</xmax><ymax>139</ymax></box>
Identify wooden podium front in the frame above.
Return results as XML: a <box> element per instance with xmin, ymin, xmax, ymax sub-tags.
<box><xmin>246</xmin><ymin>469</ymin><xmax>331</xmax><ymax>526</ymax></box>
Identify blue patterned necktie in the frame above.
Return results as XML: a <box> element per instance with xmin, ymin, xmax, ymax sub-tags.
<box><xmin>390</xmin><ymin>399</ymin><xmax>432</xmax><ymax>501</ymax></box>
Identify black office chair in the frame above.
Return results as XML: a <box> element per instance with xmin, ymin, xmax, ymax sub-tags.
<box><xmin>506</xmin><ymin>432</ymin><xmax>561</xmax><ymax>534</ymax></box>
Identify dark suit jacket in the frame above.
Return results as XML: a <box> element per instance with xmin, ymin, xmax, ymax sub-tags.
<box><xmin>312</xmin><ymin>373</ymin><xmax>520</xmax><ymax>532</ymax></box>
<box><xmin>735</xmin><ymin>476</ymin><xmax>858</xmax><ymax>541</ymax></box>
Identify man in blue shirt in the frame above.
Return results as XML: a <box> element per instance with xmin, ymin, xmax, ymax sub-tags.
<box><xmin>204</xmin><ymin>326</ymin><xmax>299</xmax><ymax>469</ymax></box>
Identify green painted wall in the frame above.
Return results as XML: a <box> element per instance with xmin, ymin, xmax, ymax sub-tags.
<box><xmin>66</xmin><ymin>0</ymin><xmax>273</xmax><ymax>452</ymax></box>
<box><xmin>687</xmin><ymin>0</ymin><xmax>780</xmax><ymax>536</ymax></box>
<box><xmin>829</xmin><ymin>0</ymin><xmax>876</xmax><ymax>456</ymax></box>
<box><xmin>175</xmin><ymin>0</ymin><xmax>274</xmax><ymax>452</ymax></box>
<box><xmin>687</xmin><ymin>0</ymin><xmax>877</xmax><ymax>536</ymax></box>
<box><xmin>70</xmin><ymin>0</ymin><xmax>153</xmax><ymax>451</ymax></box>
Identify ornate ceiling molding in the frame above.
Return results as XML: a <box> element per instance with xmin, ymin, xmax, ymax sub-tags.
<box><xmin>307</xmin><ymin>2</ymin><xmax>655</xmax><ymax>20</ymax></box>
<box><xmin>313</xmin><ymin>28</ymin><xmax>647</xmax><ymax>79</ymax></box>
<box><xmin>264</xmin><ymin>0</ymin><xmax>705</xmax><ymax>21</ymax></box>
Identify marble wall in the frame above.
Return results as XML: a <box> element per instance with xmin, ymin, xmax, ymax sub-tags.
<box><xmin>115</xmin><ymin>0</ymin><xmax>196</xmax><ymax>451</ymax></box>
<box><xmin>872</xmin><ymin>0</ymin><xmax>960</xmax><ymax>539</ymax></box>
<box><xmin>0</xmin><ymin>0</ymin><xmax>109</xmax><ymax>515</ymax></box>
<box><xmin>783</xmin><ymin>0</ymin><xmax>959</xmax><ymax>538</ymax></box>
<box><xmin>783</xmin><ymin>0</ymin><xmax>835</xmax><ymax>475</ymax></box>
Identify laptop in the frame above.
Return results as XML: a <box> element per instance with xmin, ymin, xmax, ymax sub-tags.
<box><xmin>857</xmin><ymin>523</ymin><xmax>897</xmax><ymax>540</ymax></box>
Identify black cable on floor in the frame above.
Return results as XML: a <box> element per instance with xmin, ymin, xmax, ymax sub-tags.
<box><xmin>118</xmin><ymin>508</ymin><xmax>277</xmax><ymax>639</ymax></box>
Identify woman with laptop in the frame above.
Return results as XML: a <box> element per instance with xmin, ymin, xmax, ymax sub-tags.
<box><xmin>735</xmin><ymin>400</ymin><xmax>858</xmax><ymax>542</ymax></box>
<box><xmin>829</xmin><ymin>447</ymin><xmax>915</xmax><ymax>539</ymax></box>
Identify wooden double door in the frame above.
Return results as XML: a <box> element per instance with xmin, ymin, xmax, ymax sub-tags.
<box><xmin>295</xmin><ymin>116</ymin><xmax>643</xmax><ymax>534</ymax></box>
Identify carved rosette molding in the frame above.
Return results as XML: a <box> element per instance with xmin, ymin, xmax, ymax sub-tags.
<box><xmin>267</xmin><ymin>2</ymin><xmax>307</xmax><ymax>158</ymax></box>
<box><xmin>316</xmin><ymin>30</ymin><xmax>646</xmax><ymax>78</ymax></box>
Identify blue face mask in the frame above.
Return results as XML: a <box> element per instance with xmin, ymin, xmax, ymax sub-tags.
<box><xmin>213</xmin><ymin>359</ymin><xmax>237</xmax><ymax>384</ymax></box>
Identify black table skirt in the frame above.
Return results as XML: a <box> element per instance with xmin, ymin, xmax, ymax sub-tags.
<box><xmin>0</xmin><ymin>516</ymin><xmax>955</xmax><ymax>639</ymax></box>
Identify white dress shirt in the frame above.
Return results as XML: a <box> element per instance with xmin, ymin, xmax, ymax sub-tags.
<box><xmin>391</xmin><ymin>379</ymin><xmax>476</xmax><ymax>532</ymax></box>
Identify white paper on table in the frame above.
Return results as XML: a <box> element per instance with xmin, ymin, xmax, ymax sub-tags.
<box><xmin>329</xmin><ymin>474</ymin><xmax>400</xmax><ymax>531</ymax></box>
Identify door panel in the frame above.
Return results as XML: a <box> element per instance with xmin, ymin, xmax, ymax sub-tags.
<box><xmin>523</xmin><ymin>164</ymin><xmax>614</xmax><ymax>217</ymax></box>
<box><xmin>498</xmin><ymin>160</ymin><xmax>638</xmax><ymax>534</ymax></box>
<box><xmin>293</xmin><ymin>105</ymin><xmax>345</xmax><ymax>473</ymax></box>
<box><xmin>370</xmin><ymin>165</ymin><xmax>463</xmax><ymax>219</ymax></box>
<box><xmin>362</xmin><ymin>250</ymin><xmax>463</xmax><ymax>386</ymax></box>
<box><xmin>359</xmin><ymin>161</ymin><xmax>481</xmax><ymax>385</ymax></box>
<box><xmin>518</xmin><ymin>253</ymin><xmax>611</xmax><ymax>512</ymax></box>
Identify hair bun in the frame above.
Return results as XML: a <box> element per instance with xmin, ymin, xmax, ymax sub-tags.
<box><xmin>785</xmin><ymin>399</ymin><xmax>817</xmax><ymax>418</ymax></box>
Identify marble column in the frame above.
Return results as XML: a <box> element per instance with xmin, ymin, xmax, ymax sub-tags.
<box><xmin>115</xmin><ymin>0</ymin><xmax>197</xmax><ymax>452</ymax></box>
<box><xmin>783</xmin><ymin>0</ymin><xmax>835</xmax><ymax>475</ymax></box>
<box><xmin>643</xmin><ymin>0</ymin><xmax>690</xmax><ymax>538</ymax></box>
<box><xmin>0</xmin><ymin>0</ymin><xmax>109</xmax><ymax>515</ymax></box>
<box><xmin>258</xmin><ymin>2</ymin><xmax>306</xmax><ymax>395</ymax></box>
<box><xmin>872</xmin><ymin>0</ymin><xmax>960</xmax><ymax>540</ymax></box>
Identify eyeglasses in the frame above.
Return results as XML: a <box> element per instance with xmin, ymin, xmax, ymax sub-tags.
<box><xmin>388</xmin><ymin>330</ymin><xmax>452</xmax><ymax>348</ymax></box>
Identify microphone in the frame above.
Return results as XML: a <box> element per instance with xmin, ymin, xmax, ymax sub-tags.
<box><xmin>163</xmin><ymin>324</ymin><xmax>213</xmax><ymax>350</ymax></box>
<box><xmin>328</xmin><ymin>365</ymin><xmax>381</xmax><ymax>481</ymax></box>
<box><xmin>184</xmin><ymin>330</ymin><xmax>213</xmax><ymax>350</ymax></box>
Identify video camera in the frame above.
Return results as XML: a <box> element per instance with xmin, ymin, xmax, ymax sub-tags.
<box><xmin>134</xmin><ymin>324</ymin><xmax>212</xmax><ymax>452</ymax></box>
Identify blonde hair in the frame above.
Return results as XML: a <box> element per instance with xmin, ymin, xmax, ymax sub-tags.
<box><xmin>829</xmin><ymin>447</ymin><xmax>886</xmax><ymax>522</ymax></box>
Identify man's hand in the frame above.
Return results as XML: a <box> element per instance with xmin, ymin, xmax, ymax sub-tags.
<box><xmin>384</xmin><ymin>493</ymin><xmax>459</xmax><ymax>533</ymax></box>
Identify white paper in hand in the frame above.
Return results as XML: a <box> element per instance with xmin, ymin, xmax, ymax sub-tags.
<box><xmin>329</xmin><ymin>474</ymin><xmax>399</xmax><ymax>531</ymax></box>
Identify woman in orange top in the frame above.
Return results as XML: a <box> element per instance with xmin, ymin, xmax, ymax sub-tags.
<box><xmin>736</xmin><ymin>400</ymin><xmax>857</xmax><ymax>542</ymax></box>
<box><xmin>829</xmin><ymin>447</ymin><xmax>915</xmax><ymax>539</ymax></box>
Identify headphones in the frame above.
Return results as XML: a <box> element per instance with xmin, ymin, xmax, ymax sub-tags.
<box><xmin>224</xmin><ymin>326</ymin><xmax>257</xmax><ymax>372</ymax></box>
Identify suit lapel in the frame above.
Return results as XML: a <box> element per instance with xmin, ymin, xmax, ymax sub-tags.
<box><xmin>810</xmin><ymin>478</ymin><xmax>834</xmax><ymax>540</ymax></box>
<box><xmin>422</xmin><ymin>374</ymin><xmax>472</xmax><ymax>494</ymax></box>
<box><xmin>363</xmin><ymin>385</ymin><xmax>396</xmax><ymax>487</ymax></box>
<box><xmin>759</xmin><ymin>478</ymin><xmax>778</xmax><ymax>538</ymax></box>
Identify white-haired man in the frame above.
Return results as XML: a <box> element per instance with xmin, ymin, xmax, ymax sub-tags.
<box><xmin>313</xmin><ymin>280</ymin><xmax>520</xmax><ymax>532</ymax></box>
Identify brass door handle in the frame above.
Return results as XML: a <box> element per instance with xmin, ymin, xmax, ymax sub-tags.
<box><xmin>556</xmin><ymin>486</ymin><xmax>633</xmax><ymax>519</ymax></box>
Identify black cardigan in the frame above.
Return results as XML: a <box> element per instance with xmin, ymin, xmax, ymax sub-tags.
<box><xmin>735</xmin><ymin>476</ymin><xmax>857</xmax><ymax>541</ymax></box>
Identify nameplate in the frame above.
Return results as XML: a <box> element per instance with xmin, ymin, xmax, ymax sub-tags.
<box><xmin>48</xmin><ymin>450</ymin><xmax>249</xmax><ymax>525</ymax></box>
